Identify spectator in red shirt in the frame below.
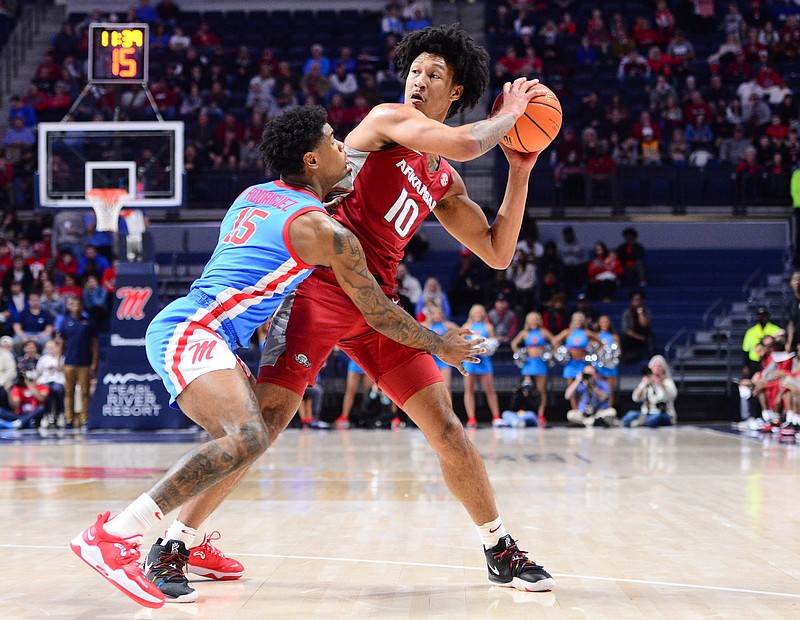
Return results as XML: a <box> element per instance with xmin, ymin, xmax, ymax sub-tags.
<box><xmin>0</xmin><ymin>368</ymin><xmax>49</xmax><ymax>430</ymax></box>
<box><xmin>23</xmin><ymin>84</ymin><xmax>48</xmax><ymax>117</ymax></box>
<box><xmin>191</xmin><ymin>21</ymin><xmax>220</xmax><ymax>48</ymax></box>
<box><xmin>646</xmin><ymin>46</ymin><xmax>673</xmax><ymax>77</ymax></box>
<box><xmin>0</xmin><ymin>152</ymin><xmax>12</xmax><ymax>211</ymax></box>
<box><xmin>726</xmin><ymin>51</ymin><xmax>753</xmax><ymax>81</ymax></box>
<box><xmin>683</xmin><ymin>91</ymin><xmax>714</xmax><ymax>125</ymax></box>
<box><xmin>616</xmin><ymin>227</ymin><xmax>646</xmax><ymax>287</ymax></box>
<box><xmin>54</xmin><ymin>249</ymin><xmax>78</xmax><ymax>286</ymax></box>
<box><xmin>213</xmin><ymin>112</ymin><xmax>244</xmax><ymax>144</ymax></box>
<box><xmin>45</xmin><ymin>82</ymin><xmax>72</xmax><ymax>121</ymax></box>
<box><xmin>34</xmin><ymin>52</ymin><xmax>61</xmax><ymax>88</ymax></box>
<box><xmin>654</xmin><ymin>0</ymin><xmax>675</xmax><ymax>42</ymax></box>
<box><xmin>584</xmin><ymin>140</ymin><xmax>619</xmax><ymax>208</ymax></box>
<box><xmin>150</xmin><ymin>77</ymin><xmax>179</xmax><ymax>120</ymax></box>
<box><xmin>543</xmin><ymin>293</ymin><xmax>569</xmax><ymax>334</ymax></box>
<box><xmin>101</xmin><ymin>259</ymin><xmax>116</xmax><ymax>296</ymax></box>
<box><xmin>498</xmin><ymin>46</ymin><xmax>524</xmax><ymax>76</ymax></box>
<box><xmin>633</xmin><ymin>16</ymin><xmax>658</xmax><ymax>47</ymax></box>
<box><xmin>25</xmin><ymin>242</ymin><xmax>47</xmax><ymax>282</ymax></box>
<box><xmin>58</xmin><ymin>273</ymin><xmax>83</xmax><ymax>300</ymax></box>
<box><xmin>327</xmin><ymin>93</ymin><xmax>350</xmax><ymax>137</ymax></box>
<box><xmin>0</xmin><ymin>242</ymin><xmax>13</xmax><ymax>280</ymax></box>
<box><xmin>587</xmin><ymin>242</ymin><xmax>622</xmax><ymax>302</ymax></box>
<box><xmin>755</xmin><ymin>63</ymin><xmax>781</xmax><ymax>89</ymax></box>
<box><xmin>631</xmin><ymin>110</ymin><xmax>662</xmax><ymax>141</ymax></box>
<box><xmin>765</xmin><ymin>115</ymin><xmax>789</xmax><ymax>143</ymax></box>
<box><xmin>558</xmin><ymin>12</ymin><xmax>577</xmax><ymax>38</ymax></box>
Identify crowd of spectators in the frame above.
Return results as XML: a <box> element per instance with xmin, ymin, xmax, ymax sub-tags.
<box><xmin>2</xmin><ymin>1</ymin><xmax>435</xmax><ymax>207</ymax></box>
<box><xmin>0</xmin><ymin>211</ymin><xmax>109</xmax><ymax>432</ymax></box>
<box><xmin>487</xmin><ymin>0</ymin><xmax>800</xmax><ymax>205</ymax></box>
<box><xmin>3</xmin><ymin>1</ymin><xmax>798</xmax><ymax>208</ymax></box>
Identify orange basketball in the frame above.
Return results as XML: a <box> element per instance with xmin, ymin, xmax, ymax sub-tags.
<box><xmin>492</xmin><ymin>85</ymin><xmax>562</xmax><ymax>153</ymax></box>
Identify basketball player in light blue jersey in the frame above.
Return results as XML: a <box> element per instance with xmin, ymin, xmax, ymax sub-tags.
<box><xmin>70</xmin><ymin>107</ymin><xmax>481</xmax><ymax>609</ymax></box>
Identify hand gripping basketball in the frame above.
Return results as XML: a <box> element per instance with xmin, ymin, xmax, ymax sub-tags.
<box><xmin>492</xmin><ymin>82</ymin><xmax>563</xmax><ymax>153</ymax></box>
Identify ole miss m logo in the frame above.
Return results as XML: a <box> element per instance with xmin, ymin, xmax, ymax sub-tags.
<box><xmin>188</xmin><ymin>340</ymin><xmax>217</xmax><ymax>364</ymax></box>
<box><xmin>116</xmin><ymin>287</ymin><xmax>153</xmax><ymax>320</ymax></box>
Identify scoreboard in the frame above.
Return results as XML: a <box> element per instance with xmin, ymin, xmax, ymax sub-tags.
<box><xmin>88</xmin><ymin>23</ymin><xmax>149</xmax><ymax>84</ymax></box>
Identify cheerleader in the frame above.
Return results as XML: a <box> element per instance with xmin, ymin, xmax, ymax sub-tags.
<box><xmin>510</xmin><ymin>311</ymin><xmax>555</xmax><ymax>423</ymax></box>
<box><xmin>594</xmin><ymin>315</ymin><xmax>620</xmax><ymax>409</ymax></box>
<box><xmin>553</xmin><ymin>312</ymin><xmax>601</xmax><ymax>410</ymax></box>
<box><xmin>462</xmin><ymin>304</ymin><xmax>501</xmax><ymax>427</ymax></box>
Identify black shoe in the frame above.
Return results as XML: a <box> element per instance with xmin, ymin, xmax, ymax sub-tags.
<box><xmin>144</xmin><ymin>538</ymin><xmax>197</xmax><ymax>603</ymax></box>
<box><xmin>484</xmin><ymin>534</ymin><xmax>555</xmax><ymax>592</ymax></box>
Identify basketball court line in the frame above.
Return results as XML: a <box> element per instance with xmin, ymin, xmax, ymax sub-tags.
<box><xmin>2</xmin><ymin>543</ymin><xmax>798</xmax><ymax>600</ymax></box>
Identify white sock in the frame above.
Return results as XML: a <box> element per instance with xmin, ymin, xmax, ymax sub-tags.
<box><xmin>163</xmin><ymin>519</ymin><xmax>197</xmax><ymax>548</ymax></box>
<box><xmin>762</xmin><ymin>409</ymin><xmax>774</xmax><ymax>421</ymax></box>
<box><xmin>477</xmin><ymin>516</ymin><xmax>507</xmax><ymax>549</ymax></box>
<box><xmin>104</xmin><ymin>493</ymin><xmax>164</xmax><ymax>540</ymax></box>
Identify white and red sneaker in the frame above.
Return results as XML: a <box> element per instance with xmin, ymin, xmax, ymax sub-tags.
<box><xmin>187</xmin><ymin>532</ymin><xmax>244</xmax><ymax>581</ymax></box>
<box><xmin>70</xmin><ymin>512</ymin><xmax>165</xmax><ymax>609</ymax></box>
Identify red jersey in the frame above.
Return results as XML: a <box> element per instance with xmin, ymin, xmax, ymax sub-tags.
<box><xmin>332</xmin><ymin>144</ymin><xmax>453</xmax><ymax>295</ymax></box>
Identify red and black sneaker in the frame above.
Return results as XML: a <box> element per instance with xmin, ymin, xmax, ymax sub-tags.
<box><xmin>144</xmin><ymin>538</ymin><xmax>197</xmax><ymax>603</ymax></box>
<box><xmin>70</xmin><ymin>512</ymin><xmax>165</xmax><ymax>609</ymax></box>
<box><xmin>188</xmin><ymin>532</ymin><xmax>244</xmax><ymax>581</ymax></box>
<box><xmin>484</xmin><ymin>534</ymin><xmax>555</xmax><ymax>592</ymax></box>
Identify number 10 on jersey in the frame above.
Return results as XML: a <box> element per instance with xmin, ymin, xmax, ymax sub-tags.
<box><xmin>384</xmin><ymin>188</ymin><xmax>419</xmax><ymax>238</ymax></box>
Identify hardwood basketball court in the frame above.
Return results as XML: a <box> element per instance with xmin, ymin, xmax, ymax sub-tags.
<box><xmin>0</xmin><ymin>425</ymin><xmax>798</xmax><ymax>618</ymax></box>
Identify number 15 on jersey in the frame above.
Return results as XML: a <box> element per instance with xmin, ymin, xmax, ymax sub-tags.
<box><xmin>223</xmin><ymin>207</ymin><xmax>269</xmax><ymax>245</ymax></box>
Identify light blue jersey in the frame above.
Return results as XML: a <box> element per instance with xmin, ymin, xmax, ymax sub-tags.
<box><xmin>146</xmin><ymin>180</ymin><xmax>325</xmax><ymax>406</ymax></box>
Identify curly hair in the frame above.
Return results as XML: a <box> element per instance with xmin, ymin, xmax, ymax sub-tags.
<box><xmin>259</xmin><ymin>106</ymin><xmax>328</xmax><ymax>176</ymax></box>
<box><xmin>395</xmin><ymin>24</ymin><xmax>489</xmax><ymax>118</ymax></box>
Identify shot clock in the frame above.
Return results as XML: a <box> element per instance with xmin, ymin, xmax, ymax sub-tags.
<box><xmin>88</xmin><ymin>23</ymin><xmax>149</xmax><ymax>84</ymax></box>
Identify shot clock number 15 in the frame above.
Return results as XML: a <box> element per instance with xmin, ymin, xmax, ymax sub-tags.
<box><xmin>88</xmin><ymin>23</ymin><xmax>149</xmax><ymax>84</ymax></box>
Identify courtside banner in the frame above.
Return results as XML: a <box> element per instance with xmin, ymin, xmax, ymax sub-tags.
<box><xmin>88</xmin><ymin>368</ymin><xmax>178</xmax><ymax>429</ymax></box>
<box><xmin>110</xmin><ymin>263</ymin><xmax>160</xmax><ymax>353</ymax></box>
<box><xmin>89</xmin><ymin>262</ymin><xmax>187</xmax><ymax>429</ymax></box>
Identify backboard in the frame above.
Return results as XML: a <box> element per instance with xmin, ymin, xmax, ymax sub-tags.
<box><xmin>37</xmin><ymin>121</ymin><xmax>184</xmax><ymax>208</ymax></box>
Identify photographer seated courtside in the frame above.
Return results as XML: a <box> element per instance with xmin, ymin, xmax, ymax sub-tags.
<box><xmin>564</xmin><ymin>365</ymin><xmax>618</xmax><ymax>427</ymax></box>
<box><xmin>622</xmin><ymin>355</ymin><xmax>678</xmax><ymax>428</ymax></box>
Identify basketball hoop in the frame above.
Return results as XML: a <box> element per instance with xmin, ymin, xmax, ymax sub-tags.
<box><xmin>86</xmin><ymin>188</ymin><xmax>130</xmax><ymax>233</ymax></box>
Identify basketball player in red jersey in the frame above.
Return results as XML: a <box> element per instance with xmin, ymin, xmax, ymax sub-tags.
<box><xmin>153</xmin><ymin>25</ymin><xmax>555</xmax><ymax>595</ymax></box>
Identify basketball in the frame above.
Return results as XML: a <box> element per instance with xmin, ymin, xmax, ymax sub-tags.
<box><xmin>491</xmin><ymin>85</ymin><xmax>562</xmax><ymax>153</ymax></box>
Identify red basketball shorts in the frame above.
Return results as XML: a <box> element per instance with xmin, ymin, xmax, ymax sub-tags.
<box><xmin>257</xmin><ymin>271</ymin><xmax>443</xmax><ymax>406</ymax></box>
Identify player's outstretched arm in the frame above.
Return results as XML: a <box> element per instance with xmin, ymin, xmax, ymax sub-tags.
<box><xmin>289</xmin><ymin>212</ymin><xmax>483</xmax><ymax>375</ymax></box>
<box><xmin>433</xmin><ymin>146</ymin><xmax>540</xmax><ymax>269</ymax></box>
<box><xmin>347</xmin><ymin>78</ymin><xmax>547</xmax><ymax>161</ymax></box>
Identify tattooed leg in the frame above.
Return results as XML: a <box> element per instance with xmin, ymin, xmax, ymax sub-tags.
<box><xmin>173</xmin><ymin>383</ymin><xmax>302</xmax><ymax>528</ymax></box>
<box><xmin>146</xmin><ymin>367</ymin><xmax>269</xmax><ymax>515</ymax></box>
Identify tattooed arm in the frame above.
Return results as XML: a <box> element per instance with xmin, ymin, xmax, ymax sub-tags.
<box><xmin>289</xmin><ymin>212</ymin><xmax>480</xmax><ymax>373</ymax></box>
<box><xmin>345</xmin><ymin>78</ymin><xmax>547</xmax><ymax>161</ymax></box>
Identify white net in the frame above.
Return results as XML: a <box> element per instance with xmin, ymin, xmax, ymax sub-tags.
<box><xmin>86</xmin><ymin>189</ymin><xmax>129</xmax><ymax>233</ymax></box>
